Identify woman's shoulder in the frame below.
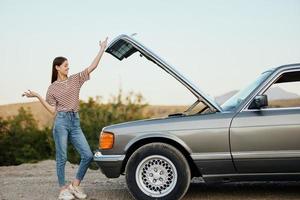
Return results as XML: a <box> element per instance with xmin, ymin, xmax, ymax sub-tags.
<box><xmin>68</xmin><ymin>70</ymin><xmax>84</xmax><ymax>82</ymax></box>
<box><xmin>47</xmin><ymin>82</ymin><xmax>58</xmax><ymax>91</ymax></box>
<box><xmin>69</xmin><ymin>73</ymin><xmax>78</xmax><ymax>79</ymax></box>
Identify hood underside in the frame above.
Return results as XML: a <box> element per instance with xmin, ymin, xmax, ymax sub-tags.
<box><xmin>105</xmin><ymin>34</ymin><xmax>222</xmax><ymax>112</ymax></box>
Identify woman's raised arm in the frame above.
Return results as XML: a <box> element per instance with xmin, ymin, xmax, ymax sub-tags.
<box><xmin>87</xmin><ymin>37</ymin><xmax>108</xmax><ymax>74</ymax></box>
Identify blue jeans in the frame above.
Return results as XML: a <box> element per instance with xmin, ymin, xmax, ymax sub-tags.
<box><xmin>52</xmin><ymin>111</ymin><xmax>93</xmax><ymax>187</ymax></box>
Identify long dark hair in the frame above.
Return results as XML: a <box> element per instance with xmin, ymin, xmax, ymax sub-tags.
<box><xmin>51</xmin><ymin>56</ymin><xmax>67</xmax><ymax>83</ymax></box>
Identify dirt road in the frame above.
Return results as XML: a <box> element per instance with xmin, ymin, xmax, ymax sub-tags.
<box><xmin>1</xmin><ymin>160</ymin><xmax>300</xmax><ymax>200</ymax></box>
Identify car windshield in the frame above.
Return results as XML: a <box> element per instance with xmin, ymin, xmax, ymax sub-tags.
<box><xmin>221</xmin><ymin>70</ymin><xmax>273</xmax><ymax>111</ymax></box>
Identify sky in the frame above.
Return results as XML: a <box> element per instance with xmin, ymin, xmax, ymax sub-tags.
<box><xmin>0</xmin><ymin>0</ymin><xmax>300</xmax><ymax>105</ymax></box>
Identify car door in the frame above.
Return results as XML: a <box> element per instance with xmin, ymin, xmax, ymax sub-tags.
<box><xmin>230</xmin><ymin>69</ymin><xmax>300</xmax><ymax>173</ymax></box>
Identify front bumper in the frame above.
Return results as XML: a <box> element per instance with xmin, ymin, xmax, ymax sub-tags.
<box><xmin>93</xmin><ymin>150</ymin><xmax>125</xmax><ymax>178</ymax></box>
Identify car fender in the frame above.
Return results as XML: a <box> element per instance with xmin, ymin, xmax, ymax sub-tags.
<box><xmin>124</xmin><ymin>132</ymin><xmax>193</xmax><ymax>154</ymax></box>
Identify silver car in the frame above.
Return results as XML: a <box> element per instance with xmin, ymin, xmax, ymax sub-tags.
<box><xmin>94</xmin><ymin>34</ymin><xmax>300</xmax><ymax>200</ymax></box>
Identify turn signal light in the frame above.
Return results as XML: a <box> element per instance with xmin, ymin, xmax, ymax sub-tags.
<box><xmin>99</xmin><ymin>132</ymin><xmax>114</xmax><ymax>149</ymax></box>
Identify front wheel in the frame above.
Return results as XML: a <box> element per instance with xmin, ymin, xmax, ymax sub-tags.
<box><xmin>125</xmin><ymin>143</ymin><xmax>191</xmax><ymax>200</ymax></box>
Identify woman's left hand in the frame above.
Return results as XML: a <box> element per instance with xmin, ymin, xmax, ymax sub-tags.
<box><xmin>99</xmin><ymin>37</ymin><xmax>108</xmax><ymax>50</ymax></box>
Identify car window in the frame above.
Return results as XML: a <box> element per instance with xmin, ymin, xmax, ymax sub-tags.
<box><xmin>263</xmin><ymin>71</ymin><xmax>300</xmax><ymax>108</ymax></box>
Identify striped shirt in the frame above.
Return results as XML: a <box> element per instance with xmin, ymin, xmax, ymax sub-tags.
<box><xmin>46</xmin><ymin>68</ymin><xmax>90</xmax><ymax>112</ymax></box>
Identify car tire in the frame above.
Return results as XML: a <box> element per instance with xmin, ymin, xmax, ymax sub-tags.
<box><xmin>125</xmin><ymin>142</ymin><xmax>191</xmax><ymax>200</ymax></box>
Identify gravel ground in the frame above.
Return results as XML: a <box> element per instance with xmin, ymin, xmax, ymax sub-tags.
<box><xmin>1</xmin><ymin>160</ymin><xmax>300</xmax><ymax>200</ymax></box>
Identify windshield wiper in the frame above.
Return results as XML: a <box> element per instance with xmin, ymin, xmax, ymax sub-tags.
<box><xmin>168</xmin><ymin>99</ymin><xmax>201</xmax><ymax>117</ymax></box>
<box><xmin>168</xmin><ymin>113</ymin><xmax>186</xmax><ymax>117</ymax></box>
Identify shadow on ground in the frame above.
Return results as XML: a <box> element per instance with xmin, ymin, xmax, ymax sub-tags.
<box><xmin>87</xmin><ymin>180</ymin><xmax>300</xmax><ymax>200</ymax></box>
<box><xmin>184</xmin><ymin>181</ymin><xmax>300</xmax><ymax>200</ymax></box>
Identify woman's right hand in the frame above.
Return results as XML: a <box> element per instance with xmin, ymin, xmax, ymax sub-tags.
<box><xmin>22</xmin><ymin>90</ymin><xmax>39</xmax><ymax>98</ymax></box>
<box><xmin>99</xmin><ymin>37</ymin><xmax>108</xmax><ymax>50</ymax></box>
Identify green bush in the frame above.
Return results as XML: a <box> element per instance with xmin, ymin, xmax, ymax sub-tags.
<box><xmin>0</xmin><ymin>107</ymin><xmax>54</xmax><ymax>165</ymax></box>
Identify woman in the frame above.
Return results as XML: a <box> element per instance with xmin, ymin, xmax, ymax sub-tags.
<box><xmin>22</xmin><ymin>37</ymin><xmax>108</xmax><ymax>200</ymax></box>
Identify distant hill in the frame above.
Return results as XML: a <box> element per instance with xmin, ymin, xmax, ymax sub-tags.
<box><xmin>0</xmin><ymin>101</ymin><xmax>54</xmax><ymax>128</ymax></box>
<box><xmin>215</xmin><ymin>87</ymin><xmax>300</xmax><ymax>105</ymax></box>
<box><xmin>215</xmin><ymin>90</ymin><xmax>239</xmax><ymax>105</ymax></box>
<box><xmin>265</xmin><ymin>87</ymin><xmax>299</xmax><ymax>100</ymax></box>
<box><xmin>0</xmin><ymin>101</ymin><xmax>186</xmax><ymax>128</ymax></box>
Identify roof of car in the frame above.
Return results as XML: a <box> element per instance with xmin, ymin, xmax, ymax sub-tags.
<box><xmin>262</xmin><ymin>63</ymin><xmax>300</xmax><ymax>74</ymax></box>
<box><xmin>274</xmin><ymin>63</ymin><xmax>300</xmax><ymax>71</ymax></box>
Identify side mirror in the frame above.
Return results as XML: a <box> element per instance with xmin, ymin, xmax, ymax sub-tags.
<box><xmin>249</xmin><ymin>95</ymin><xmax>268</xmax><ymax>109</ymax></box>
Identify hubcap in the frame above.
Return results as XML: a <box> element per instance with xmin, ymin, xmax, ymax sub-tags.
<box><xmin>135</xmin><ymin>155</ymin><xmax>177</xmax><ymax>197</ymax></box>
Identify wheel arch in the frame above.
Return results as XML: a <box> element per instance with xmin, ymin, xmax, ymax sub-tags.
<box><xmin>121</xmin><ymin>135</ymin><xmax>201</xmax><ymax>177</ymax></box>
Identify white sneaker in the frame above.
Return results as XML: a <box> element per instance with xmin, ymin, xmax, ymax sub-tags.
<box><xmin>68</xmin><ymin>184</ymin><xmax>87</xmax><ymax>199</ymax></box>
<box><xmin>58</xmin><ymin>188</ymin><xmax>75</xmax><ymax>200</ymax></box>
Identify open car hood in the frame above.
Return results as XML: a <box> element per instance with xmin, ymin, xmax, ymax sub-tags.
<box><xmin>105</xmin><ymin>34</ymin><xmax>222</xmax><ymax>112</ymax></box>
